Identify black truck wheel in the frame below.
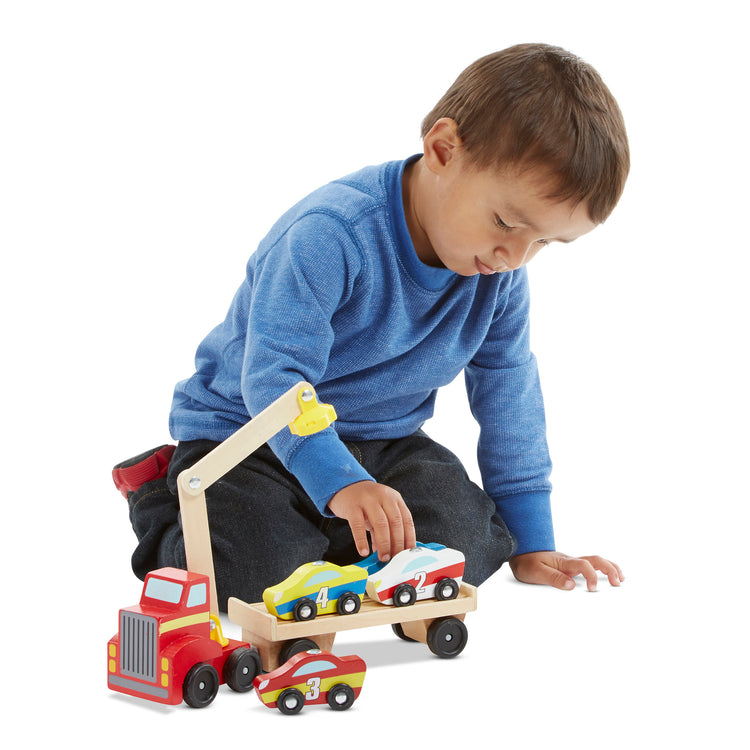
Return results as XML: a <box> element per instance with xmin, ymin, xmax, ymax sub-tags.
<box><xmin>183</xmin><ymin>663</ymin><xmax>220</xmax><ymax>708</ymax></box>
<box><xmin>224</xmin><ymin>646</ymin><xmax>262</xmax><ymax>692</ymax></box>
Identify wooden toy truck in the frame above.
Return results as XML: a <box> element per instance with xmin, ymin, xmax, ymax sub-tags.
<box><xmin>177</xmin><ymin>382</ymin><xmax>477</xmax><ymax>671</ymax></box>
<box><xmin>107</xmin><ymin>567</ymin><xmax>262</xmax><ymax>707</ymax></box>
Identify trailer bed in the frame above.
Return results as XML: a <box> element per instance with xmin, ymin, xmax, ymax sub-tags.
<box><xmin>228</xmin><ymin>583</ymin><xmax>477</xmax><ymax>670</ymax></box>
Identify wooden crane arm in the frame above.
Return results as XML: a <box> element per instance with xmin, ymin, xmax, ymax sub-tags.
<box><xmin>176</xmin><ymin>382</ymin><xmax>336</xmax><ymax>614</ymax></box>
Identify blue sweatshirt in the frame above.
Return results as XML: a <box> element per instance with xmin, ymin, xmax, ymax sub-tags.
<box><xmin>170</xmin><ymin>157</ymin><xmax>555</xmax><ymax>554</ymax></box>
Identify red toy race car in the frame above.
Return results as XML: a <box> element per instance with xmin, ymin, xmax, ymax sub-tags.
<box><xmin>253</xmin><ymin>650</ymin><xmax>366</xmax><ymax>714</ymax></box>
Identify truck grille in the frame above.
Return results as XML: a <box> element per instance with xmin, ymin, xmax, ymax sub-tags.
<box><xmin>120</xmin><ymin>611</ymin><xmax>157</xmax><ymax>682</ymax></box>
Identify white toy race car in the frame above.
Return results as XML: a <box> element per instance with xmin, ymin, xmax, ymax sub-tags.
<box><xmin>361</xmin><ymin>543</ymin><xmax>465</xmax><ymax>606</ymax></box>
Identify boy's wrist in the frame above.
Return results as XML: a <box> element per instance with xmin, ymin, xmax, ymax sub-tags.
<box><xmin>494</xmin><ymin>490</ymin><xmax>555</xmax><ymax>555</ymax></box>
<box><xmin>285</xmin><ymin>431</ymin><xmax>375</xmax><ymax>516</ymax></box>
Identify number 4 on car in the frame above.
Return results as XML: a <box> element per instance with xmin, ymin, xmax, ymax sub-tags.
<box><xmin>263</xmin><ymin>561</ymin><xmax>368</xmax><ymax>621</ymax></box>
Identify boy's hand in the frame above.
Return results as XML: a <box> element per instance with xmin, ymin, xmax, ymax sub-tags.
<box><xmin>510</xmin><ymin>551</ymin><xmax>624</xmax><ymax>592</ymax></box>
<box><xmin>328</xmin><ymin>481</ymin><xmax>417</xmax><ymax>562</ymax></box>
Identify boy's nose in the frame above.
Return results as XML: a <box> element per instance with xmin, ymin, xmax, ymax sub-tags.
<box><xmin>493</xmin><ymin>241</ymin><xmax>534</xmax><ymax>271</ymax></box>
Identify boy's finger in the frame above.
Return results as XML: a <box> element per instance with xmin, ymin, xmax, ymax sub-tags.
<box><xmin>512</xmin><ymin>558</ymin><xmax>574</xmax><ymax>590</ymax></box>
<box><xmin>346</xmin><ymin>512</ymin><xmax>371</xmax><ymax>557</ymax></box>
<box><xmin>600</xmin><ymin>557</ymin><xmax>625</xmax><ymax>584</ymax></box>
<box><xmin>583</xmin><ymin>555</ymin><xmax>624</xmax><ymax>586</ymax></box>
<box><xmin>373</xmin><ymin>489</ymin><xmax>410</xmax><ymax>561</ymax></box>
<box><xmin>598</xmin><ymin>559</ymin><xmax>622</xmax><ymax>586</ymax></box>
<box><xmin>562</xmin><ymin>558</ymin><xmax>598</xmax><ymax>591</ymax></box>
<box><xmin>398</xmin><ymin>498</ymin><xmax>417</xmax><ymax>550</ymax></box>
<box><xmin>389</xmin><ymin>493</ymin><xmax>418</xmax><ymax>557</ymax></box>
<box><xmin>385</xmin><ymin>505</ymin><xmax>407</xmax><ymax>559</ymax></box>
<box><xmin>542</xmin><ymin>566</ymin><xmax>576</xmax><ymax>590</ymax></box>
<box><xmin>402</xmin><ymin>513</ymin><xmax>417</xmax><ymax>550</ymax></box>
<box><xmin>367</xmin><ymin>506</ymin><xmax>393</xmax><ymax>561</ymax></box>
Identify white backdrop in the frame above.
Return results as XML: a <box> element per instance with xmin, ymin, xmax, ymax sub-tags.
<box><xmin>2</xmin><ymin>1</ymin><xmax>747</xmax><ymax>746</ymax></box>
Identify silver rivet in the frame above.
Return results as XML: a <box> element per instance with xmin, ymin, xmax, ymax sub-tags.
<box><xmin>300</xmin><ymin>389</ymin><xmax>314</xmax><ymax>402</ymax></box>
<box><xmin>188</xmin><ymin>476</ymin><xmax>201</xmax><ymax>489</ymax></box>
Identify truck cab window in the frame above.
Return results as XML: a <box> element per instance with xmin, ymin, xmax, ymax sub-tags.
<box><xmin>144</xmin><ymin>577</ymin><xmax>183</xmax><ymax>604</ymax></box>
<box><xmin>186</xmin><ymin>582</ymin><xmax>207</xmax><ymax>608</ymax></box>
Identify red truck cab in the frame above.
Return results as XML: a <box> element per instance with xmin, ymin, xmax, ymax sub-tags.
<box><xmin>107</xmin><ymin>567</ymin><xmax>261</xmax><ymax>707</ymax></box>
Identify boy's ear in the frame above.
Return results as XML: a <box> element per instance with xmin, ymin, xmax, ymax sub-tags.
<box><xmin>423</xmin><ymin>118</ymin><xmax>463</xmax><ymax>174</ymax></box>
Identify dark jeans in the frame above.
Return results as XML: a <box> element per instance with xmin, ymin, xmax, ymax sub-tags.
<box><xmin>127</xmin><ymin>430</ymin><xmax>516</xmax><ymax>611</ymax></box>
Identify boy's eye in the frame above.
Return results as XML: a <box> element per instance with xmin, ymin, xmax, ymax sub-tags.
<box><xmin>494</xmin><ymin>214</ymin><xmax>550</xmax><ymax>246</ymax></box>
<box><xmin>494</xmin><ymin>215</ymin><xmax>512</xmax><ymax>231</ymax></box>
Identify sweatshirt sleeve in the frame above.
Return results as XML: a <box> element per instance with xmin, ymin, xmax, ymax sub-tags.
<box><xmin>240</xmin><ymin>211</ymin><xmax>375</xmax><ymax>514</ymax></box>
<box><xmin>464</xmin><ymin>268</ymin><xmax>555</xmax><ymax>554</ymax></box>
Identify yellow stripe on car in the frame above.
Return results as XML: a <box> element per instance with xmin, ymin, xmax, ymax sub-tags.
<box><xmin>261</xmin><ymin>671</ymin><xmax>366</xmax><ymax>705</ymax></box>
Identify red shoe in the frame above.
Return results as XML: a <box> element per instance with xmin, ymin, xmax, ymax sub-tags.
<box><xmin>112</xmin><ymin>444</ymin><xmax>176</xmax><ymax>498</ymax></box>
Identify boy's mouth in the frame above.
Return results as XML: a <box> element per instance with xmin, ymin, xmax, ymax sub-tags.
<box><xmin>474</xmin><ymin>257</ymin><xmax>498</xmax><ymax>275</ymax></box>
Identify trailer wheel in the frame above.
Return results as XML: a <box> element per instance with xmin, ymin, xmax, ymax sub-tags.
<box><xmin>426</xmin><ymin>617</ymin><xmax>468</xmax><ymax>658</ymax></box>
<box><xmin>391</xmin><ymin>623</ymin><xmax>417</xmax><ymax>642</ymax></box>
<box><xmin>224</xmin><ymin>646</ymin><xmax>262</xmax><ymax>692</ymax></box>
<box><xmin>183</xmin><ymin>663</ymin><xmax>220</xmax><ymax>708</ymax></box>
<box><xmin>278</xmin><ymin>687</ymin><xmax>305</xmax><ymax>715</ymax></box>
<box><xmin>278</xmin><ymin>638</ymin><xmax>319</xmax><ymax>665</ymax></box>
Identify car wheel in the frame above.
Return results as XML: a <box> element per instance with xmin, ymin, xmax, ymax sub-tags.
<box><xmin>434</xmin><ymin>577</ymin><xmax>460</xmax><ymax>601</ymax></box>
<box><xmin>336</xmin><ymin>592</ymin><xmax>361</xmax><ymax>615</ymax></box>
<box><xmin>293</xmin><ymin>597</ymin><xmax>318</xmax><ymax>621</ymax></box>
<box><xmin>426</xmin><ymin>617</ymin><xmax>468</xmax><ymax>658</ymax></box>
<box><xmin>182</xmin><ymin>663</ymin><xmax>220</xmax><ymax>708</ymax></box>
<box><xmin>223</xmin><ymin>646</ymin><xmax>262</xmax><ymax>692</ymax></box>
<box><xmin>393</xmin><ymin>583</ymin><xmax>417</xmax><ymax>607</ymax></box>
<box><xmin>327</xmin><ymin>683</ymin><xmax>356</xmax><ymax>711</ymax></box>
<box><xmin>278</xmin><ymin>638</ymin><xmax>319</xmax><ymax>665</ymax></box>
<box><xmin>278</xmin><ymin>687</ymin><xmax>305</xmax><ymax>715</ymax></box>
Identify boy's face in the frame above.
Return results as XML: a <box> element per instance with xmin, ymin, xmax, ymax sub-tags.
<box><xmin>406</xmin><ymin>131</ymin><xmax>597</xmax><ymax>276</ymax></box>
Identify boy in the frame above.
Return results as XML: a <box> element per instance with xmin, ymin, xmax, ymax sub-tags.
<box><xmin>120</xmin><ymin>43</ymin><xmax>628</xmax><ymax>610</ymax></box>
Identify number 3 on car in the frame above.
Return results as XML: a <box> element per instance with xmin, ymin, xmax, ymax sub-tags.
<box><xmin>254</xmin><ymin>650</ymin><xmax>366</xmax><ymax>714</ymax></box>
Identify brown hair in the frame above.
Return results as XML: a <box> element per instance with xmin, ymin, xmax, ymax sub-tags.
<box><xmin>421</xmin><ymin>43</ymin><xmax>630</xmax><ymax>223</ymax></box>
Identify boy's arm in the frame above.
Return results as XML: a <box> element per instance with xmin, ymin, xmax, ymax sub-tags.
<box><xmin>467</xmin><ymin>269</ymin><xmax>623</xmax><ymax>589</ymax></box>
<box><xmin>239</xmin><ymin>213</ymin><xmax>414</xmax><ymax>559</ymax></box>
<box><xmin>465</xmin><ymin>268</ymin><xmax>555</xmax><ymax>553</ymax></box>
